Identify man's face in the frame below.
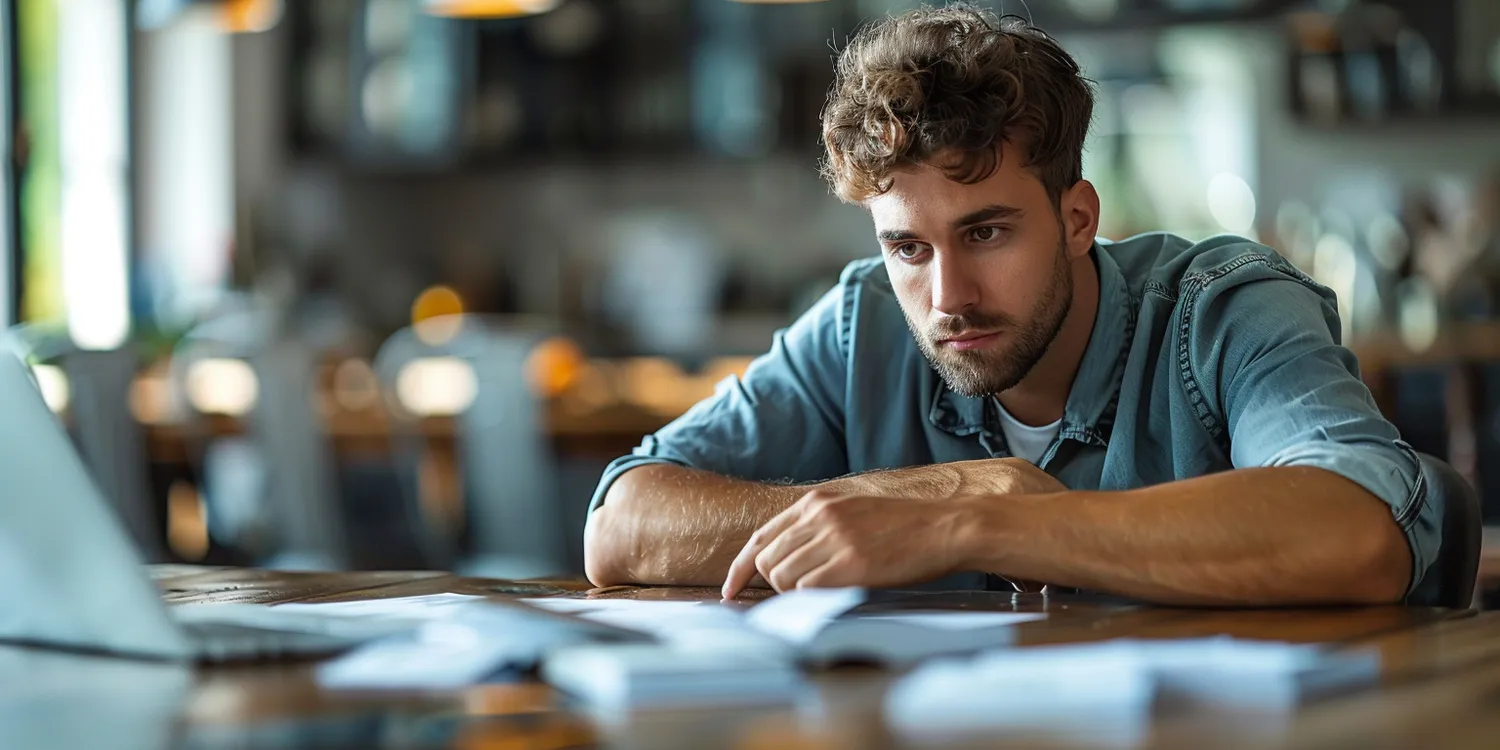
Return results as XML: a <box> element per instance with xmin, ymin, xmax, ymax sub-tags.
<box><xmin>868</xmin><ymin>144</ymin><xmax>1077</xmax><ymax>398</ymax></box>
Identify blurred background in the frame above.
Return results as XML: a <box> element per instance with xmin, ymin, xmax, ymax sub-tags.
<box><xmin>1</xmin><ymin>0</ymin><xmax>1498</xmax><ymax>582</ymax></box>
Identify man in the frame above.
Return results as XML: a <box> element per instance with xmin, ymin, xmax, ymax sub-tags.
<box><xmin>583</xmin><ymin>5</ymin><xmax>1442</xmax><ymax>606</ymax></box>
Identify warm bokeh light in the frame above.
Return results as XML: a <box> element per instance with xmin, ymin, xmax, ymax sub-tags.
<box><xmin>332</xmin><ymin>358</ymin><xmax>382</xmax><ymax>412</ymax></box>
<box><xmin>31</xmin><ymin>364</ymin><xmax>71</xmax><ymax>414</ymax></box>
<box><xmin>129</xmin><ymin>369</ymin><xmax>177</xmax><ymax>425</ymax></box>
<box><xmin>411</xmin><ymin>285</ymin><xmax>466</xmax><ymax>346</ymax></box>
<box><xmin>166</xmin><ymin>480</ymin><xmax>210</xmax><ymax>561</ymax></box>
<box><xmin>423</xmin><ymin>0</ymin><xmax>560</xmax><ymax>19</ymax></box>
<box><xmin>525</xmin><ymin>337</ymin><xmax>585</xmax><ymax>398</ymax></box>
<box><xmin>220</xmin><ymin>0</ymin><xmax>283</xmax><ymax>33</ymax></box>
<box><xmin>396</xmin><ymin>356</ymin><xmax>479</xmax><ymax>416</ymax></box>
<box><xmin>184</xmin><ymin>358</ymin><xmax>260</xmax><ymax>416</ymax></box>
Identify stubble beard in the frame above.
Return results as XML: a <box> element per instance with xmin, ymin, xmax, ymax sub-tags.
<box><xmin>905</xmin><ymin>243</ymin><xmax>1075</xmax><ymax>398</ymax></box>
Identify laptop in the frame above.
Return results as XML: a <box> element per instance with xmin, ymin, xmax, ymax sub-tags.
<box><xmin>0</xmin><ymin>351</ymin><xmax>414</xmax><ymax>662</ymax></box>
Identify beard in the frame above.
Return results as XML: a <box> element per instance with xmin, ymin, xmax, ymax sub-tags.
<box><xmin>903</xmin><ymin>241</ymin><xmax>1074</xmax><ymax>398</ymax></box>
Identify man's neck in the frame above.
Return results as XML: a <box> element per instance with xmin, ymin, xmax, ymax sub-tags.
<box><xmin>995</xmin><ymin>251</ymin><xmax>1101</xmax><ymax>427</ymax></box>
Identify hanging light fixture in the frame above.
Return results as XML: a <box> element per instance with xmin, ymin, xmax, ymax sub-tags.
<box><xmin>136</xmin><ymin>0</ymin><xmax>283</xmax><ymax>33</ymax></box>
<box><xmin>219</xmin><ymin>0</ymin><xmax>283</xmax><ymax>34</ymax></box>
<box><xmin>423</xmin><ymin>0</ymin><xmax>562</xmax><ymax>18</ymax></box>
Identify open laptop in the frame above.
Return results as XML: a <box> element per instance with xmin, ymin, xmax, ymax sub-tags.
<box><xmin>0</xmin><ymin>351</ymin><xmax>417</xmax><ymax>662</ymax></box>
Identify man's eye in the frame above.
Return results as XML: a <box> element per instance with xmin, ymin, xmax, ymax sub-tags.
<box><xmin>969</xmin><ymin>226</ymin><xmax>1005</xmax><ymax>242</ymax></box>
<box><xmin>894</xmin><ymin>243</ymin><xmax>925</xmax><ymax>260</ymax></box>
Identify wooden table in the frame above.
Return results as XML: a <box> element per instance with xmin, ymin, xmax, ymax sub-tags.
<box><xmin>5</xmin><ymin>567</ymin><xmax>1500</xmax><ymax>749</ymax></box>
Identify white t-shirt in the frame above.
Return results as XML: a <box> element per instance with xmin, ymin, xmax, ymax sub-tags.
<box><xmin>994</xmin><ymin>399</ymin><xmax>1062</xmax><ymax>466</ymax></box>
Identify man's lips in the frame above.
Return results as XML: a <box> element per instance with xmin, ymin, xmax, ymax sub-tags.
<box><xmin>938</xmin><ymin>330</ymin><xmax>1003</xmax><ymax>351</ymax></box>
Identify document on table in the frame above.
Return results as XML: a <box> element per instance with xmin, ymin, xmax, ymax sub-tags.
<box><xmin>526</xmin><ymin>590</ymin><xmax>1047</xmax><ymax>666</ymax></box>
<box><xmin>885</xmin><ymin>636</ymin><xmax>1382</xmax><ymax>747</ymax></box>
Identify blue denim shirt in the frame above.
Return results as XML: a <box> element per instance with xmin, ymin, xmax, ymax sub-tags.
<box><xmin>591</xmin><ymin>233</ymin><xmax>1440</xmax><ymax>602</ymax></box>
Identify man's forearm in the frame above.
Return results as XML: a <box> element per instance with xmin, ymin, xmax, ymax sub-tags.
<box><xmin>584</xmin><ymin>461</ymin><xmax>984</xmax><ymax>587</ymax></box>
<box><xmin>960</xmin><ymin>466</ymin><xmax>1413</xmax><ymax>606</ymax></box>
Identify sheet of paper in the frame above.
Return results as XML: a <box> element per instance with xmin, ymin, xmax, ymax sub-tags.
<box><xmin>856</xmin><ymin>611</ymin><xmax>1047</xmax><ymax>630</ymax></box>
<box><xmin>521</xmin><ymin>598</ymin><xmax>717</xmax><ymax>615</ymax></box>
<box><xmin>742</xmin><ymin>588</ymin><xmax>869</xmax><ymax>643</ymax></box>
<box><xmin>271</xmin><ymin>593</ymin><xmax>488</xmax><ymax>618</ymax></box>
<box><xmin>887</xmin><ymin>642</ymin><xmax>1154</xmax><ymax>749</ymax></box>
<box><xmin>521</xmin><ymin>598</ymin><xmax>748</xmax><ymax>639</ymax></box>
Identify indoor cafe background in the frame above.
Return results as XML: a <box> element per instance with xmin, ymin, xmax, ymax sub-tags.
<box><xmin>1</xmin><ymin>0</ymin><xmax>1497</xmax><ymax>584</ymax></box>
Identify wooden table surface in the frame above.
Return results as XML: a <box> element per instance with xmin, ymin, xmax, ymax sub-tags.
<box><xmin>5</xmin><ymin>566</ymin><xmax>1500</xmax><ymax>750</ymax></box>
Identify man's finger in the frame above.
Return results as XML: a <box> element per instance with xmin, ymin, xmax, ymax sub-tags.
<box><xmin>722</xmin><ymin>503</ymin><xmax>804</xmax><ymax>599</ymax></box>
<box><xmin>753</xmin><ymin>521</ymin><xmax>821</xmax><ymax>589</ymax></box>
<box><xmin>764</xmin><ymin>531</ymin><xmax>835</xmax><ymax>592</ymax></box>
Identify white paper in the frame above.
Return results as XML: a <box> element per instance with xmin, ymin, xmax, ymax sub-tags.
<box><xmin>886</xmin><ymin>636</ymin><xmax>1381</xmax><ymax>745</ymax></box>
<box><xmin>521</xmin><ymin>598</ymin><xmax>748</xmax><ymax>638</ymax></box>
<box><xmin>856</xmin><ymin>611</ymin><xmax>1046</xmax><ymax>630</ymax></box>
<box><xmin>316</xmin><ymin>601</ymin><xmax>633</xmax><ymax>690</ymax></box>
<box><xmin>741</xmin><ymin>588</ymin><xmax>869</xmax><ymax>643</ymax></box>
<box><xmin>271</xmin><ymin>593</ymin><xmax>488</xmax><ymax>618</ymax></box>
<box><xmin>171</xmin><ymin>594</ymin><xmax>491</xmax><ymax>641</ymax></box>
<box><xmin>887</xmin><ymin>643</ymin><xmax>1154</xmax><ymax>749</ymax></box>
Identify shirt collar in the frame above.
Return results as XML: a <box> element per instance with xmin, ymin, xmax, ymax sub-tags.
<box><xmin>928</xmin><ymin>242</ymin><xmax>1135</xmax><ymax>446</ymax></box>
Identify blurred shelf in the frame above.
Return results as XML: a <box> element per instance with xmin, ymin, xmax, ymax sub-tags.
<box><xmin>1035</xmin><ymin>1</ymin><xmax>1300</xmax><ymax>34</ymax></box>
<box><xmin>1348</xmin><ymin>322</ymin><xmax>1500</xmax><ymax>371</ymax></box>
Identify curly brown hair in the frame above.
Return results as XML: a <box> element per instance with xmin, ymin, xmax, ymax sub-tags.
<box><xmin>820</xmin><ymin>4</ymin><xmax>1094</xmax><ymax>206</ymax></box>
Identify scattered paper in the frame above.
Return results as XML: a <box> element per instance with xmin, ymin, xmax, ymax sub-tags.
<box><xmin>887</xmin><ymin>643</ymin><xmax>1154</xmax><ymax>749</ymax></box>
<box><xmin>521</xmin><ymin>598</ymin><xmax>746</xmax><ymax>639</ymax></box>
<box><xmin>271</xmin><ymin>593</ymin><xmax>489</xmax><ymax>618</ymax></box>
<box><xmin>857</xmin><ymin>611</ymin><xmax>1046</xmax><ymax>630</ymax></box>
<box><xmin>742</xmin><ymin>588</ymin><xmax>868</xmax><ymax>643</ymax></box>
<box><xmin>885</xmin><ymin>637</ymin><xmax>1382</xmax><ymax>747</ymax></box>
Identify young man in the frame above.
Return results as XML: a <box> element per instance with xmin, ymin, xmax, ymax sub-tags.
<box><xmin>583</xmin><ymin>6</ymin><xmax>1442</xmax><ymax>606</ymax></box>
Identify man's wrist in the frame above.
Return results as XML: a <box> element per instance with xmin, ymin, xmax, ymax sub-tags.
<box><xmin>818</xmin><ymin>463</ymin><xmax>964</xmax><ymax>500</ymax></box>
<box><xmin>950</xmin><ymin>491</ymin><xmax>1064</xmax><ymax>574</ymax></box>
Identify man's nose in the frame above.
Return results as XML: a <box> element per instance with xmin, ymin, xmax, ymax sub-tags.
<box><xmin>930</xmin><ymin>250</ymin><xmax>979</xmax><ymax>316</ymax></box>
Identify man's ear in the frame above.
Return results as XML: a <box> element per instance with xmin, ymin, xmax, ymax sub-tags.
<box><xmin>1059</xmin><ymin>180</ymin><xmax>1101</xmax><ymax>259</ymax></box>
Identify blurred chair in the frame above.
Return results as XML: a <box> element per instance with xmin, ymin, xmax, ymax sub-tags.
<box><xmin>2</xmin><ymin>326</ymin><xmax>168</xmax><ymax>562</ymax></box>
<box><xmin>1411</xmin><ymin>452</ymin><xmax>1481</xmax><ymax>609</ymax></box>
<box><xmin>374</xmin><ymin>315</ymin><xmax>568</xmax><ymax>579</ymax></box>
<box><xmin>170</xmin><ymin>310</ymin><xmax>349</xmax><ymax>570</ymax></box>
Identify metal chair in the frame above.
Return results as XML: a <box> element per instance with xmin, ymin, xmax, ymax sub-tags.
<box><xmin>374</xmin><ymin>315</ymin><xmax>568</xmax><ymax>579</ymax></box>
<box><xmin>170</xmin><ymin>310</ymin><xmax>350</xmax><ymax>570</ymax></box>
<box><xmin>1410</xmin><ymin>452</ymin><xmax>1481</xmax><ymax>609</ymax></box>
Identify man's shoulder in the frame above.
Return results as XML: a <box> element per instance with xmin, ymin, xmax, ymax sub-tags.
<box><xmin>837</xmin><ymin>256</ymin><xmax>892</xmax><ymax>290</ymax></box>
<box><xmin>1103</xmin><ymin>231</ymin><xmax>1326</xmax><ymax>303</ymax></box>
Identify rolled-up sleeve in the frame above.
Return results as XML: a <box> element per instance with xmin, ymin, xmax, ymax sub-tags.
<box><xmin>587</xmin><ymin>281</ymin><xmax>853</xmax><ymax>513</ymax></box>
<box><xmin>1193</xmin><ymin>276</ymin><xmax>1439</xmax><ymax>597</ymax></box>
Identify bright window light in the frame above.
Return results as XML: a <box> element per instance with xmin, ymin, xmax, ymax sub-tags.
<box><xmin>185</xmin><ymin>358</ymin><xmax>260</xmax><ymax>416</ymax></box>
<box><xmin>31</xmin><ymin>364</ymin><xmax>71</xmax><ymax>413</ymax></box>
<box><xmin>396</xmin><ymin>356</ymin><xmax>478</xmax><ymax>417</ymax></box>
<box><xmin>58</xmin><ymin>0</ymin><xmax>131</xmax><ymax>351</ymax></box>
<box><xmin>1206</xmin><ymin>172</ymin><xmax>1257</xmax><ymax>235</ymax></box>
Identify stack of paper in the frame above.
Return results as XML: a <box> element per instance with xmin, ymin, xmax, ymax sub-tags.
<box><xmin>312</xmin><ymin>598</ymin><xmax>651</xmax><ymax>690</ymax></box>
<box><xmin>886</xmin><ymin>642</ymin><xmax>1155</xmax><ymax>749</ymax></box>
<box><xmin>540</xmin><ymin>643</ymin><xmax>805</xmax><ymax>713</ymax></box>
<box><xmin>884</xmin><ymin>637</ymin><xmax>1381</xmax><ymax>747</ymax></box>
<box><xmin>1140</xmin><ymin>637</ymin><xmax>1381</xmax><ymax>711</ymax></box>
<box><xmin>527</xmin><ymin>588</ymin><xmax>1045</xmax><ymax>666</ymax></box>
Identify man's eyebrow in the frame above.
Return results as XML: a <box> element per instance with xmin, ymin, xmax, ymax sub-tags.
<box><xmin>876</xmin><ymin>229</ymin><xmax>919</xmax><ymax>242</ymax></box>
<box><xmin>953</xmin><ymin>204</ymin><xmax>1024</xmax><ymax>228</ymax></box>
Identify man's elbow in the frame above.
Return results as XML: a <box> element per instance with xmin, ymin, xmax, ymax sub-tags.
<box><xmin>583</xmin><ymin>504</ymin><xmax>632</xmax><ymax>588</ymax></box>
<box><xmin>1346</xmin><ymin>516</ymin><xmax>1414</xmax><ymax>605</ymax></box>
<box><xmin>582</xmin><ymin>472</ymin><xmax>649</xmax><ymax>587</ymax></box>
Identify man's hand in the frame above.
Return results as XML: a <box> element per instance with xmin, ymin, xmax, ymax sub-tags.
<box><xmin>946</xmin><ymin>457</ymin><xmax>1066</xmax><ymax>497</ymax></box>
<box><xmin>721</xmin><ymin>490</ymin><xmax>980</xmax><ymax>598</ymax></box>
<box><xmin>720</xmin><ymin>458</ymin><xmax>1067</xmax><ymax>599</ymax></box>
